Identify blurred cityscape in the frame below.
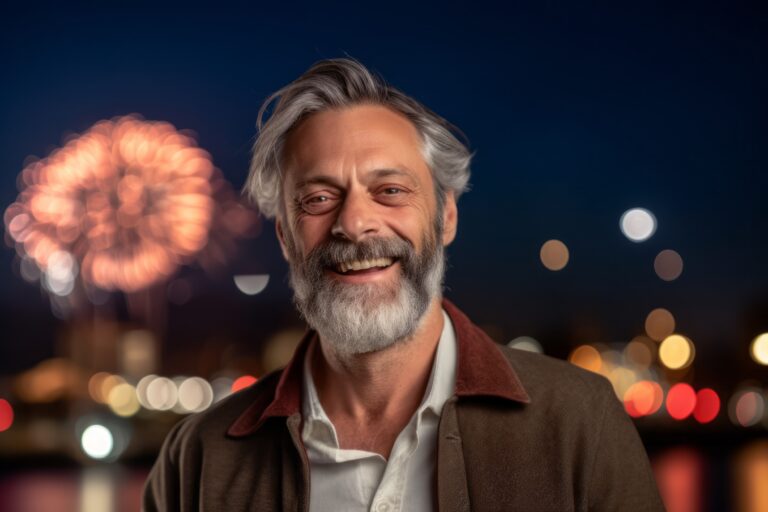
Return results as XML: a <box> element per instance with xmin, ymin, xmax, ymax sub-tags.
<box><xmin>0</xmin><ymin>115</ymin><xmax>765</xmax><ymax>511</ymax></box>
<box><xmin>1</xmin><ymin>3</ymin><xmax>766</xmax><ymax>512</ymax></box>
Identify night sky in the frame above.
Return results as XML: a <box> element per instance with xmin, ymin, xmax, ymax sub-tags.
<box><xmin>1</xmin><ymin>2</ymin><xmax>766</xmax><ymax>382</ymax></box>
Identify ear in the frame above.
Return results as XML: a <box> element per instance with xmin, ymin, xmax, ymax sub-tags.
<box><xmin>275</xmin><ymin>217</ymin><xmax>292</xmax><ymax>261</ymax></box>
<box><xmin>441</xmin><ymin>190</ymin><xmax>458</xmax><ymax>246</ymax></box>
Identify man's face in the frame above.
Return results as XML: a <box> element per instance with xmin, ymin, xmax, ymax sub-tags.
<box><xmin>276</xmin><ymin>104</ymin><xmax>457</xmax><ymax>356</ymax></box>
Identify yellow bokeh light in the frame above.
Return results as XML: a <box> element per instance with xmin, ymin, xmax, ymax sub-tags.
<box><xmin>99</xmin><ymin>375</ymin><xmax>126</xmax><ymax>405</ymax></box>
<box><xmin>568</xmin><ymin>345</ymin><xmax>602</xmax><ymax>373</ymax></box>
<box><xmin>608</xmin><ymin>367</ymin><xmax>638</xmax><ymax>398</ymax></box>
<box><xmin>539</xmin><ymin>239</ymin><xmax>569</xmax><ymax>271</ymax></box>
<box><xmin>107</xmin><ymin>382</ymin><xmax>140</xmax><ymax>417</ymax></box>
<box><xmin>659</xmin><ymin>334</ymin><xmax>695</xmax><ymax>370</ymax></box>
<box><xmin>750</xmin><ymin>333</ymin><xmax>768</xmax><ymax>366</ymax></box>
<box><xmin>645</xmin><ymin>308</ymin><xmax>676</xmax><ymax>341</ymax></box>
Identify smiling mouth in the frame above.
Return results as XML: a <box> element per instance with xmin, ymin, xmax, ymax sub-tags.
<box><xmin>330</xmin><ymin>257</ymin><xmax>396</xmax><ymax>275</ymax></box>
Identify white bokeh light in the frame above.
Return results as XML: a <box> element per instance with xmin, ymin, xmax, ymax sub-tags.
<box><xmin>146</xmin><ymin>377</ymin><xmax>178</xmax><ymax>411</ymax></box>
<box><xmin>81</xmin><ymin>424</ymin><xmax>114</xmax><ymax>460</ymax></box>
<box><xmin>41</xmin><ymin>250</ymin><xmax>78</xmax><ymax>296</ymax></box>
<box><xmin>136</xmin><ymin>374</ymin><xmax>157</xmax><ymax>409</ymax></box>
<box><xmin>508</xmin><ymin>336</ymin><xmax>543</xmax><ymax>354</ymax></box>
<box><xmin>620</xmin><ymin>208</ymin><xmax>657</xmax><ymax>242</ymax></box>
<box><xmin>177</xmin><ymin>377</ymin><xmax>214</xmax><ymax>413</ymax></box>
<box><xmin>233</xmin><ymin>274</ymin><xmax>270</xmax><ymax>295</ymax></box>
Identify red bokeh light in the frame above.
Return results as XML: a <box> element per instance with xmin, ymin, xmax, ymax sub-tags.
<box><xmin>693</xmin><ymin>388</ymin><xmax>720</xmax><ymax>424</ymax></box>
<box><xmin>624</xmin><ymin>380</ymin><xmax>664</xmax><ymax>418</ymax></box>
<box><xmin>666</xmin><ymin>383</ymin><xmax>697</xmax><ymax>420</ymax></box>
<box><xmin>0</xmin><ymin>399</ymin><xmax>14</xmax><ymax>432</ymax></box>
<box><xmin>231</xmin><ymin>375</ymin><xmax>258</xmax><ymax>393</ymax></box>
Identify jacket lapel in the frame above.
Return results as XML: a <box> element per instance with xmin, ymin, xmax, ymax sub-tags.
<box><xmin>437</xmin><ymin>397</ymin><xmax>471</xmax><ymax>512</ymax></box>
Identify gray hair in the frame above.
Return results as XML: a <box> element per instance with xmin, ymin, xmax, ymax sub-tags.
<box><xmin>244</xmin><ymin>58</ymin><xmax>472</xmax><ymax>219</ymax></box>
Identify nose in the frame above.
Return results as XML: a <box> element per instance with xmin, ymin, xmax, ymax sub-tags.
<box><xmin>331</xmin><ymin>191</ymin><xmax>381</xmax><ymax>242</ymax></box>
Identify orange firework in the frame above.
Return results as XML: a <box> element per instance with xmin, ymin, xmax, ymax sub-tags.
<box><xmin>5</xmin><ymin>115</ymin><xmax>218</xmax><ymax>293</ymax></box>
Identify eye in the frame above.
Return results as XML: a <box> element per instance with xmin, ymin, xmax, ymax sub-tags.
<box><xmin>376</xmin><ymin>186</ymin><xmax>409</xmax><ymax>205</ymax></box>
<box><xmin>299</xmin><ymin>193</ymin><xmax>338</xmax><ymax>215</ymax></box>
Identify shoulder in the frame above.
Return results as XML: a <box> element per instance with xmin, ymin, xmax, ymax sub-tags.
<box><xmin>495</xmin><ymin>346</ymin><xmax>618</xmax><ymax>418</ymax></box>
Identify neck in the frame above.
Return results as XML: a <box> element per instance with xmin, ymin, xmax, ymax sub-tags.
<box><xmin>311</xmin><ymin>296</ymin><xmax>445</xmax><ymax>425</ymax></box>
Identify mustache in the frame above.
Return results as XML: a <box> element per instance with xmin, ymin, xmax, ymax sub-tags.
<box><xmin>306</xmin><ymin>237</ymin><xmax>415</xmax><ymax>269</ymax></box>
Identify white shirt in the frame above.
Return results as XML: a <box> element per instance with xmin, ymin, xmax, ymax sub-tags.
<box><xmin>301</xmin><ymin>309</ymin><xmax>458</xmax><ymax>512</ymax></box>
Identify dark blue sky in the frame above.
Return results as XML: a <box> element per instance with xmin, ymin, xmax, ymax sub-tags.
<box><xmin>1</xmin><ymin>2</ymin><xmax>766</xmax><ymax>376</ymax></box>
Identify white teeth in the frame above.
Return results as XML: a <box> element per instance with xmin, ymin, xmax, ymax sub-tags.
<box><xmin>337</xmin><ymin>258</ymin><xmax>393</xmax><ymax>273</ymax></box>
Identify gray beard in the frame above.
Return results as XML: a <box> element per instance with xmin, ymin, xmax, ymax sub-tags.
<box><xmin>286</xmin><ymin>233</ymin><xmax>445</xmax><ymax>358</ymax></box>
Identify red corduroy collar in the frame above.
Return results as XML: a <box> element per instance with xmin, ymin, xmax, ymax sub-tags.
<box><xmin>228</xmin><ymin>299</ymin><xmax>530</xmax><ymax>437</ymax></box>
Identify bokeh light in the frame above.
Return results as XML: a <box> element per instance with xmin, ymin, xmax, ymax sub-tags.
<box><xmin>81</xmin><ymin>424</ymin><xmax>114</xmax><ymax>460</ymax></box>
<box><xmin>177</xmin><ymin>377</ymin><xmax>214</xmax><ymax>413</ymax></box>
<box><xmin>507</xmin><ymin>336</ymin><xmax>543</xmax><ymax>353</ymax></box>
<box><xmin>145</xmin><ymin>376</ymin><xmax>177</xmax><ymax>411</ymax></box>
<box><xmin>41</xmin><ymin>250</ymin><xmax>78</xmax><ymax>296</ymax></box>
<box><xmin>99</xmin><ymin>375</ymin><xmax>126</xmax><ymax>405</ymax></box>
<box><xmin>0</xmin><ymin>399</ymin><xmax>14</xmax><ymax>432</ymax></box>
<box><xmin>654</xmin><ymin>249</ymin><xmax>684</xmax><ymax>281</ymax></box>
<box><xmin>620</xmin><ymin>208</ymin><xmax>656</xmax><ymax>242</ymax></box>
<box><xmin>608</xmin><ymin>366</ymin><xmax>638</xmax><ymax>398</ymax></box>
<box><xmin>730</xmin><ymin>390</ymin><xmax>766</xmax><ymax>427</ymax></box>
<box><xmin>233</xmin><ymin>274</ymin><xmax>270</xmax><ymax>295</ymax></box>
<box><xmin>624</xmin><ymin>380</ymin><xmax>664</xmax><ymax>417</ymax></box>
<box><xmin>623</xmin><ymin>336</ymin><xmax>655</xmax><ymax>370</ymax></box>
<box><xmin>667</xmin><ymin>383</ymin><xmax>697</xmax><ymax>420</ymax></box>
<box><xmin>135</xmin><ymin>374</ymin><xmax>157</xmax><ymax>409</ymax></box>
<box><xmin>644</xmin><ymin>308</ymin><xmax>676</xmax><ymax>342</ymax></box>
<box><xmin>659</xmin><ymin>334</ymin><xmax>695</xmax><ymax>370</ymax></box>
<box><xmin>750</xmin><ymin>333</ymin><xmax>768</xmax><ymax>366</ymax></box>
<box><xmin>88</xmin><ymin>372</ymin><xmax>111</xmax><ymax>403</ymax></box>
<box><xmin>568</xmin><ymin>345</ymin><xmax>602</xmax><ymax>373</ymax></box>
<box><xmin>231</xmin><ymin>375</ymin><xmax>258</xmax><ymax>393</ymax></box>
<box><xmin>106</xmin><ymin>383</ymin><xmax>140</xmax><ymax>417</ymax></box>
<box><xmin>539</xmin><ymin>239</ymin><xmax>569</xmax><ymax>271</ymax></box>
<box><xmin>693</xmin><ymin>388</ymin><xmax>720</xmax><ymax>424</ymax></box>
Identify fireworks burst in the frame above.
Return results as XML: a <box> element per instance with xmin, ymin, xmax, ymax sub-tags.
<box><xmin>4</xmin><ymin>115</ymin><xmax>246</xmax><ymax>294</ymax></box>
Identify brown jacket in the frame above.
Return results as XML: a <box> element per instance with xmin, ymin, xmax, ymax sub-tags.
<box><xmin>143</xmin><ymin>300</ymin><xmax>664</xmax><ymax>511</ymax></box>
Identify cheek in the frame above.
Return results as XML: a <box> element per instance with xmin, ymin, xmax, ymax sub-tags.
<box><xmin>293</xmin><ymin>217</ymin><xmax>332</xmax><ymax>255</ymax></box>
<box><xmin>387</xmin><ymin>208</ymin><xmax>434</xmax><ymax>250</ymax></box>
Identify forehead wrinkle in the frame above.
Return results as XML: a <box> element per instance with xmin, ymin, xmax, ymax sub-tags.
<box><xmin>293</xmin><ymin>174</ymin><xmax>345</xmax><ymax>191</ymax></box>
<box><xmin>292</xmin><ymin>166</ymin><xmax>421</xmax><ymax>193</ymax></box>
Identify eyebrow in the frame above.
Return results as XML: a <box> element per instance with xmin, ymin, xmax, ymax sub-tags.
<box><xmin>293</xmin><ymin>167</ymin><xmax>418</xmax><ymax>190</ymax></box>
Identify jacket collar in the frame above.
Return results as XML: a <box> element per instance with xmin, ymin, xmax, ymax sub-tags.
<box><xmin>228</xmin><ymin>299</ymin><xmax>530</xmax><ymax>437</ymax></box>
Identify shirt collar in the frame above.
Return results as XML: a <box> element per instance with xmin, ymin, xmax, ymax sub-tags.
<box><xmin>301</xmin><ymin>309</ymin><xmax>457</xmax><ymax>442</ymax></box>
<box><xmin>228</xmin><ymin>299</ymin><xmax>530</xmax><ymax>438</ymax></box>
<box><xmin>421</xmin><ymin>308</ymin><xmax>457</xmax><ymax>416</ymax></box>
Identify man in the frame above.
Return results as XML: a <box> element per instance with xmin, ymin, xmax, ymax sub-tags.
<box><xmin>143</xmin><ymin>58</ymin><xmax>664</xmax><ymax>511</ymax></box>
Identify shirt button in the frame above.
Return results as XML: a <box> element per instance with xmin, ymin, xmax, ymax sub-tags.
<box><xmin>374</xmin><ymin>501</ymin><xmax>391</xmax><ymax>512</ymax></box>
